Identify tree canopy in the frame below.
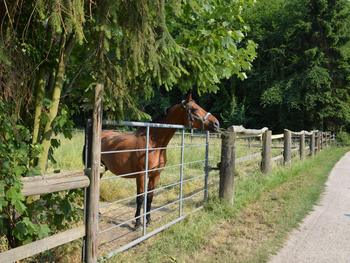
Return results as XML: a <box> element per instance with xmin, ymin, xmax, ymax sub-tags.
<box><xmin>222</xmin><ymin>0</ymin><xmax>350</xmax><ymax>131</ymax></box>
<box><xmin>0</xmin><ymin>0</ymin><xmax>257</xmax><ymax>248</ymax></box>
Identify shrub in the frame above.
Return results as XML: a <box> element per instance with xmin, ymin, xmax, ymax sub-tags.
<box><xmin>336</xmin><ymin>131</ymin><xmax>350</xmax><ymax>146</ymax></box>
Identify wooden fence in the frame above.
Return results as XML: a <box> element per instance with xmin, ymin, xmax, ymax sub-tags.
<box><xmin>0</xmin><ymin>85</ymin><xmax>103</xmax><ymax>263</ymax></box>
<box><xmin>0</xmin><ymin>85</ymin><xmax>336</xmax><ymax>262</ymax></box>
<box><xmin>218</xmin><ymin>126</ymin><xmax>335</xmax><ymax>203</ymax></box>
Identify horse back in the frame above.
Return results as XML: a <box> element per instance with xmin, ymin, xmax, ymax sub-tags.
<box><xmin>101</xmin><ymin>130</ymin><xmax>167</xmax><ymax>178</ymax></box>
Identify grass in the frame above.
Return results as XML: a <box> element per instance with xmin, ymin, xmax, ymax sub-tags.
<box><xmin>106</xmin><ymin>146</ymin><xmax>349</xmax><ymax>263</ymax></box>
<box><xmin>1</xmin><ymin>129</ymin><xmax>342</xmax><ymax>263</ymax></box>
<box><xmin>49</xmin><ymin>130</ymin><xmax>262</xmax><ymax>204</ymax></box>
<box><xmin>45</xmin><ymin>131</ymin><xmax>345</xmax><ymax>262</ymax></box>
<box><xmin>48</xmin><ymin>130</ymin><xmax>85</xmax><ymax>171</ymax></box>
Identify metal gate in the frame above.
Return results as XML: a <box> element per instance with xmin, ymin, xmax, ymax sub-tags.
<box><xmin>84</xmin><ymin>119</ymin><xmax>212</xmax><ymax>259</ymax></box>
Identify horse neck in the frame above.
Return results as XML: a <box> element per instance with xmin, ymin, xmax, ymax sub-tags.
<box><xmin>150</xmin><ymin>107</ymin><xmax>186</xmax><ymax>147</ymax></box>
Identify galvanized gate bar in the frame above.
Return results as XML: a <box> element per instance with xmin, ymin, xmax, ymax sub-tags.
<box><xmin>103</xmin><ymin>120</ymin><xmax>185</xmax><ymax>129</ymax></box>
<box><xmin>102</xmin><ymin>216</ymin><xmax>185</xmax><ymax>260</ymax></box>
<box><xmin>143</xmin><ymin>126</ymin><xmax>150</xmax><ymax>235</ymax></box>
<box><xmin>97</xmin><ymin>120</ymin><xmax>213</xmax><ymax>259</ymax></box>
<box><xmin>100</xmin><ymin>159</ymin><xmax>208</xmax><ymax>180</ymax></box>
<box><xmin>204</xmin><ymin>131</ymin><xmax>210</xmax><ymax>201</ymax></box>
<box><xmin>179</xmin><ymin>129</ymin><xmax>185</xmax><ymax>216</ymax></box>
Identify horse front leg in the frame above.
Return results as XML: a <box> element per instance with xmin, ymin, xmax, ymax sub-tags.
<box><xmin>146</xmin><ymin>173</ymin><xmax>160</xmax><ymax>225</ymax></box>
<box><xmin>134</xmin><ymin>174</ymin><xmax>144</xmax><ymax>228</ymax></box>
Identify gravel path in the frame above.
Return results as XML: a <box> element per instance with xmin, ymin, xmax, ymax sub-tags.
<box><xmin>270</xmin><ymin>151</ymin><xmax>350</xmax><ymax>263</ymax></box>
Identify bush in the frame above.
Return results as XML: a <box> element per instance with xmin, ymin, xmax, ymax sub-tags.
<box><xmin>0</xmin><ymin>101</ymin><xmax>83</xmax><ymax>252</ymax></box>
<box><xmin>336</xmin><ymin>131</ymin><xmax>350</xmax><ymax>146</ymax></box>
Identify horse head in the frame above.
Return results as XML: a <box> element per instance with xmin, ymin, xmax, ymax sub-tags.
<box><xmin>168</xmin><ymin>93</ymin><xmax>220</xmax><ymax>132</ymax></box>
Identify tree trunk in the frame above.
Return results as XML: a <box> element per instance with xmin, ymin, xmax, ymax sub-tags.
<box><xmin>38</xmin><ymin>34</ymin><xmax>75</xmax><ymax>173</ymax></box>
<box><xmin>32</xmin><ymin>67</ymin><xmax>46</xmax><ymax>144</ymax></box>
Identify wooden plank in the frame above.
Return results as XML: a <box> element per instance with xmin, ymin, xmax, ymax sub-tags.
<box><xmin>261</xmin><ymin>130</ymin><xmax>272</xmax><ymax>173</ymax></box>
<box><xmin>21</xmin><ymin>172</ymin><xmax>89</xmax><ymax>196</ymax></box>
<box><xmin>236</xmin><ymin>152</ymin><xmax>261</xmax><ymax>164</ymax></box>
<box><xmin>0</xmin><ymin>226</ymin><xmax>85</xmax><ymax>263</ymax></box>
<box><xmin>85</xmin><ymin>84</ymin><xmax>103</xmax><ymax>263</ymax></box>
<box><xmin>271</xmin><ymin>134</ymin><xmax>284</xmax><ymax>140</ymax></box>
<box><xmin>231</xmin><ymin>125</ymin><xmax>268</xmax><ymax>135</ymax></box>
<box><xmin>290</xmin><ymin>130</ymin><xmax>313</xmax><ymax>136</ymax></box>
<box><xmin>22</xmin><ymin>170</ymin><xmax>82</xmax><ymax>182</ymax></box>
<box><xmin>219</xmin><ymin>127</ymin><xmax>235</xmax><ymax>204</ymax></box>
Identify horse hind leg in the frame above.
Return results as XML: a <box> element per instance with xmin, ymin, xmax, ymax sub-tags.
<box><xmin>134</xmin><ymin>175</ymin><xmax>144</xmax><ymax>229</ymax></box>
<box><xmin>146</xmin><ymin>173</ymin><xmax>160</xmax><ymax>225</ymax></box>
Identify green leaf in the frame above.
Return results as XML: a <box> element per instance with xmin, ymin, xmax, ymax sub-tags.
<box><xmin>37</xmin><ymin>224</ymin><xmax>50</xmax><ymax>239</ymax></box>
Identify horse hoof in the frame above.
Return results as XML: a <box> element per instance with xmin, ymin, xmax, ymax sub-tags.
<box><xmin>146</xmin><ymin>219</ymin><xmax>152</xmax><ymax>226</ymax></box>
<box><xmin>134</xmin><ymin>221</ymin><xmax>141</xmax><ymax>229</ymax></box>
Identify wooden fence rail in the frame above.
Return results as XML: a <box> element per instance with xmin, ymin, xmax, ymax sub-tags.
<box><xmin>0</xmin><ymin>226</ymin><xmax>85</xmax><ymax>263</ymax></box>
<box><xmin>0</xmin><ymin>171</ymin><xmax>98</xmax><ymax>263</ymax></box>
<box><xmin>0</xmin><ymin>85</ymin><xmax>102</xmax><ymax>263</ymax></box>
<box><xmin>219</xmin><ymin>128</ymin><xmax>335</xmax><ymax>206</ymax></box>
<box><xmin>0</xmin><ymin>106</ymin><xmax>336</xmax><ymax>263</ymax></box>
<box><xmin>21</xmin><ymin>171</ymin><xmax>89</xmax><ymax>196</ymax></box>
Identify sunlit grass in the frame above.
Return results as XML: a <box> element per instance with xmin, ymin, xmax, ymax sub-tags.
<box><xmin>109</xmin><ymin>146</ymin><xmax>348</xmax><ymax>263</ymax></box>
<box><xmin>48</xmin><ymin>130</ymin><xmax>85</xmax><ymax>172</ymax></box>
<box><xmin>49</xmin><ymin>130</ymin><xmax>263</xmax><ymax>204</ymax></box>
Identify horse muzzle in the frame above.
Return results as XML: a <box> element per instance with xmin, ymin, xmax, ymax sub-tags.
<box><xmin>209</xmin><ymin>120</ymin><xmax>220</xmax><ymax>132</ymax></box>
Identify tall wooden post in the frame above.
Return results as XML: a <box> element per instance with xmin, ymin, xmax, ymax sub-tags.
<box><xmin>283</xmin><ymin>129</ymin><xmax>292</xmax><ymax>166</ymax></box>
<box><xmin>219</xmin><ymin>127</ymin><xmax>235</xmax><ymax>205</ymax></box>
<box><xmin>320</xmin><ymin>132</ymin><xmax>324</xmax><ymax>150</ymax></box>
<box><xmin>316</xmin><ymin>132</ymin><xmax>321</xmax><ymax>153</ymax></box>
<box><xmin>310</xmin><ymin>132</ymin><xmax>315</xmax><ymax>157</ymax></box>
<box><xmin>326</xmin><ymin>132</ymin><xmax>330</xmax><ymax>147</ymax></box>
<box><xmin>261</xmin><ymin>130</ymin><xmax>272</xmax><ymax>173</ymax></box>
<box><xmin>299</xmin><ymin>133</ymin><xmax>305</xmax><ymax>160</ymax></box>
<box><xmin>85</xmin><ymin>84</ymin><xmax>103</xmax><ymax>263</ymax></box>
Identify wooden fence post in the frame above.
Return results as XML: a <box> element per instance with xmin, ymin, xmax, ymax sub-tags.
<box><xmin>327</xmin><ymin>132</ymin><xmax>331</xmax><ymax>147</ymax></box>
<box><xmin>85</xmin><ymin>84</ymin><xmax>103</xmax><ymax>263</ymax></box>
<box><xmin>310</xmin><ymin>132</ymin><xmax>315</xmax><ymax>157</ymax></box>
<box><xmin>320</xmin><ymin>132</ymin><xmax>324</xmax><ymax>150</ymax></box>
<box><xmin>283</xmin><ymin>129</ymin><xmax>292</xmax><ymax>166</ymax></box>
<box><xmin>316</xmin><ymin>132</ymin><xmax>321</xmax><ymax>153</ymax></box>
<box><xmin>261</xmin><ymin>130</ymin><xmax>272</xmax><ymax>173</ymax></box>
<box><xmin>299</xmin><ymin>133</ymin><xmax>305</xmax><ymax>160</ymax></box>
<box><xmin>327</xmin><ymin>132</ymin><xmax>330</xmax><ymax>147</ymax></box>
<box><xmin>219</xmin><ymin>127</ymin><xmax>235</xmax><ymax>205</ymax></box>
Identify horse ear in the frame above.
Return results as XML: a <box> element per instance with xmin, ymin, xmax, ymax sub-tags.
<box><xmin>185</xmin><ymin>91</ymin><xmax>192</xmax><ymax>102</ymax></box>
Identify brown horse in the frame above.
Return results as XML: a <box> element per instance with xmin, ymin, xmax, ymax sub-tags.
<box><xmin>100</xmin><ymin>94</ymin><xmax>220</xmax><ymax>227</ymax></box>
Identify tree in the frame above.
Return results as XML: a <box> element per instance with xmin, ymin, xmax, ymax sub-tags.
<box><xmin>0</xmin><ymin>0</ymin><xmax>257</xmax><ymax>249</ymax></box>
<box><xmin>0</xmin><ymin>0</ymin><xmax>256</xmax><ymax>173</ymax></box>
<box><xmin>223</xmin><ymin>0</ymin><xmax>350</xmax><ymax>131</ymax></box>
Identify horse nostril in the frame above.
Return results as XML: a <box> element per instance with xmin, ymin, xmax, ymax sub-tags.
<box><xmin>214</xmin><ymin>121</ymin><xmax>220</xmax><ymax>128</ymax></box>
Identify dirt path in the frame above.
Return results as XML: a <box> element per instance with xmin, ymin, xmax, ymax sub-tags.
<box><xmin>270</xmin><ymin>152</ymin><xmax>350</xmax><ymax>263</ymax></box>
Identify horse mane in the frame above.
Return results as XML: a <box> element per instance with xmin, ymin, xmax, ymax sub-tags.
<box><xmin>135</xmin><ymin>103</ymin><xmax>179</xmax><ymax>135</ymax></box>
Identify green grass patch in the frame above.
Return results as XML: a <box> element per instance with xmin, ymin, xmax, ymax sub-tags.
<box><xmin>107</xmin><ymin>147</ymin><xmax>348</xmax><ymax>263</ymax></box>
<box><xmin>48</xmin><ymin>131</ymin><xmax>261</xmax><ymax>203</ymax></box>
